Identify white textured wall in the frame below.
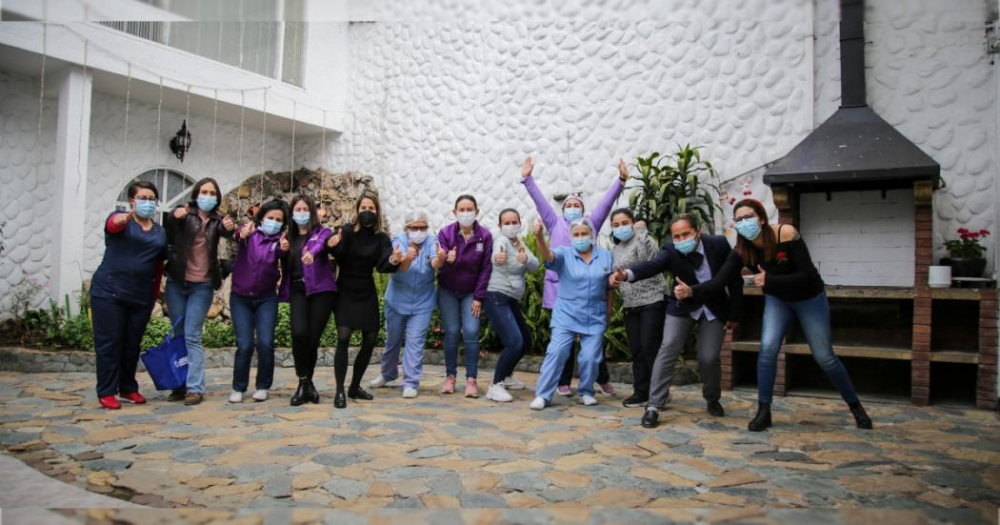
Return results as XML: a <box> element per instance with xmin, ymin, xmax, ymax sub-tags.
<box><xmin>0</xmin><ymin>71</ymin><xmax>57</xmax><ymax>314</ymax></box>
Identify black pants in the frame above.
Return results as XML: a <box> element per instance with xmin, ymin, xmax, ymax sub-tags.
<box><xmin>623</xmin><ymin>301</ymin><xmax>666</xmax><ymax>399</ymax></box>
<box><xmin>91</xmin><ymin>295</ymin><xmax>154</xmax><ymax>398</ymax></box>
<box><xmin>335</xmin><ymin>328</ymin><xmax>378</xmax><ymax>391</ymax></box>
<box><xmin>289</xmin><ymin>282</ymin><xmax>336</xmax><ymax>380</ymax></box>
<box><xmin>559</xmin><ymin>339</ymin><xmax>611</xmax><ymax>387</ymax></box>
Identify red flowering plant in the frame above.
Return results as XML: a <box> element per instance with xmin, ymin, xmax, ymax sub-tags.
<box><xmin>943</xmin><ymin>228</ymin><xmax>990</xmax><ymax>259</ymax></box>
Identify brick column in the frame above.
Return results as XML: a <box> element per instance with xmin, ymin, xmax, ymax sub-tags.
<box><xmin>721</xmin><ymin>330</ymin><xmax>734</xmax><ymax>390</ymax></box>
<box><xmin>912</xmin><ymin>183</ymin><xmax>934</xmax><ymax>406</ymax></box>
<box><xmin>978</xmin><ymin>290</ymin><xmax>998</xmax><ymax>410</ymax></box>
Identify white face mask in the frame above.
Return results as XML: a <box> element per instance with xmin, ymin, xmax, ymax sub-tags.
<box><xmin>408</xmin><ymin>230</ymin><xmax>428</xmax><ymax>245</ymax></box>
<box><xmin>501</xmin><ymin>224</ymin><xmax>521</xmax><ymax>239</ymax></box>
<box><xmin>456</xmin><ymin>211</ymin><xmax>476</xmax><ymax>228</ymax></box>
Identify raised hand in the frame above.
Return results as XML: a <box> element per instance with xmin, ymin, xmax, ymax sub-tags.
<box><xmin>674</xmin><ymin>277</ymin><xmax>693</xmax><ymax>300</ymax></box>
<box><xmin>390</xmin><ymin>244</ymin><xmax>404</xmax><ymax>265</ymax></box>
<box><xmin>435</xmin><ymin>245</ymin><xmax>447</xmax><ymax>264</ymax></box>
<box><xmin>279</xmin><ymin>232</ymin><xmax>290</xmax><ymax>252</ymax></box>
<box><xmin>496</xmin><ymin>244</ymin><xmax>507</xmax><ymax>265</ymax></box>
<box><xmin>618</xmin><ymin>158</ymin><xmax>629</xmax><ymax>182</ymax></box>
<box><xmin>533</xmin><ymin>221</ymin><xmax>544</xmax><ymax>237</ymax></box>
<box><xmin>326</xmin><ymin>228</ymin><xmax>342</xmax><ymax>248</ymax></box>
<box><xmin>173</xmin><ymin>204</ymin><xmax>189</xmax><ymax>220</ymax></box>
<box><xmin>222</xmin><ymin>215</ymin><xmax>236</xmax><ymax>232</ymax></box>
<box><xmin>239</xmin><ymin>221</ymin><xmax>255</xmax><ymax>240</ymax></box>
<box><xmin>447</xmin><ymin>247</ymin><xmax>458</xmax><ymax>264</ymax></box>
<box><xmin>301</xmin><ymin>249</ymin><xmax>315</xmax><ymax>266</ymax></box>
<box><xmin>754</xmin><ymin>265</ymin><xmax>766</xmax><ymax>287</ymax></box>
<box><xmin>521</xmin><ymin>156</ymin><xmax>534</xmax><ymax>179</ymax></box>
<box><xmin>406</xmin><ymin>244</ymin><xmax>418</xmax><ymax>262</ymax></box>
<box><xmin>516</xmin><ymin>243</ymin><xmax>528</xmax><ymax>264</ymax></box>
<box><xmin>115</xmin><ymin>211</ymin><xmax>133</xmax><ymax>226</ymax></box>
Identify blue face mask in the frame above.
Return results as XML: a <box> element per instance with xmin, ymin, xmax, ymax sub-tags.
<box><xmin>674</xmin><ymin>236</ymin><xmax>698</xmax><ymax>255</ymax></box>
<box><xmin>572</xmin><ymin>237</ymin><xmax>592</xmax><ymax>252</ymax></box>
<box><xmin>260</xmin><ymin>218</ymin><xmax>282</xmax><ymax>236</ymax></box>
<box><xmin>613</xmin><ymin>225</ymin><xmax>634</xmax><ymax>242</ymax></box>
<box><xmin>292</xmin><ymin>211</ymin><xmax>311</xmax><ymax>226</ymax></box>
<box><xmin>135</xmin><ymin>200</ymin><xmax>157</xmax><ymax>219</ymax></box>
<box><xmin>196</xmin><ymin>195</ymin><xmax>218</xmax><ymax>212</ymax></box>
<box><xmin>563</xmin><ymin>208</ymin><xmax>583</xmax><ymax>222</ymax></box>
<box><xmin>735</xmin><ymin>218</ymin><xmax>762</xmax><ymax>241</ymax></box>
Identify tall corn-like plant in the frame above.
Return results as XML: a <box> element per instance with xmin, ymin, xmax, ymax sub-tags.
<box><xmin>629</xmin><ymin>144</ymin><xmax>723</xmax><ymax>243</ymax></box>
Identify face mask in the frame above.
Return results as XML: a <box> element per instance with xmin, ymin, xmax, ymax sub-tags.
<box><xmin>735</xmin><ymin>218</ymin><xmax>762</xmax><ymax>241</ymax></box>
<box><xmin>563</xmin><ymin>208</ymin><xmax>583</xmax><ymax>222</ymax></box>
<box><xmin>612</xmin><ymin>225</ymin><xmax>634</xmax><ymax>242</ymax></box>
<box><xmin>196</xmin><ymin>195</ymin><xmax>217</xmax><ymax>212</ymax></box>
<box><xmin>456</xmin><ymin>211</ymin><xmax>476</xmax><ymax>228</ymax></box>
<box><xmin>292</xmin><ymin>211</ymin><xmax>311</xmax><ymax>226</ymax></box>
<box><xmin>501</xmin><ymin>224</ymin><xmax>521</xmax><ymax>239</ymax></box>
<box><xmin>359</xmin><ymin>210</ymin><xmax>377</xmax><ymax>228</ymax></box>
<box><xmin>260</xmin><ymin>218</ymin><xmax>282</xmax><ymax>236</ymax></box>
<box><xmin>572</xmin><ymin>237</ymin><xmax>592</xmax><ymax>252</ymax></box>
<box><xmin>135</xmin><ymin>200</ymin><xmax>157</xmax><ymax>219</ymax></box>
<box><xmin>408</xmin><ymin>230</ymin><xmax>428</xmax><ymax>245</ymax></box>
<box><xmin>674</xmin><ymin>236</ymin><xmax>698</xmax><ymax>255</ymax></box>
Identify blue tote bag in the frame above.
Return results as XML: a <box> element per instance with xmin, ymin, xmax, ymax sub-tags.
<box><xmin>141</xmin><ymin>316</ymin><xmax>189</xmax><ymax>391</ymax></box>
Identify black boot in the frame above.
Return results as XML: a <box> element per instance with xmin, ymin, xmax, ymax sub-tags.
<box><xmin>333</xmin><ymin>389</ymin><xmax>347</xmax><ymax>409</ymax></box>
<box><xmin>290</xmin><ymin>378</ymin><xmax>309</xmax><ymax>407</ymax></box>
<box><xmin>748</xmin><ymin>402</ymin><xmax>772</xmax><ymax>432</ymax></box>
<box><xmin>641</xmin><ymin>408</ymin><xmax>659</xmax><ymax>429</ymax></box>
<box><xmin>305</xmin><ymin>379</ymin><xmax>320</xmax><ymax>404</ymax></box>
<box><xmin>849</xmin><ymin>401</ymin><xmax>873</xmax><ymax>429</ymax></box>
<box><xmin>348</xmin><ymin>385</ymin><xmax>374</xmax><ymax>401</ymax></box>
<box><xmin>707</xmin><ymin>400</ymin><xmax>725</xmax><ymax>417</ymax></box>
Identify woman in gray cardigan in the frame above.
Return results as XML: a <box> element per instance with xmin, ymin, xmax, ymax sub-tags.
<box><xmin>483</xmin><ymin>208</ymin><xmax>540</xmax><ymax>402</ymax></box>
<box><xmin>609</xmin><ymin>208</ymin><xmax>667</xmax><ymax>408</ymax></box>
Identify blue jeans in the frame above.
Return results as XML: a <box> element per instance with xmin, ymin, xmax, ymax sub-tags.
<box><xmin>535</xmin><ymin>326</ymin><xmax>604</xmax><ymax>400</ymax></box>
<box><xmin>381</xmin><ymin>306</ymin><xmax>433</xmax><ymax>389</ymax></box>
<box><xmin>438</xmin><ymin>288</ymin><xmax>481</xmax><ymax>379</ymax></box>
<box><xmin>483</xmin><ymin>291</ymin><xmax>532</xmax><ymax>385</ymax></box>
<box><xmin>759</xmin><ymin>292</ymin><xmax>859</xmax><ymax>404</ymax></box>
<box><xmin>164</xmin><ymin>279</ymin><xmax>214</xmax><ymax>394</ymax></box>
<box><xmin>229</xmin><ymin>292</ymin><xmax>278</xmax><ymax>392</ymax></box>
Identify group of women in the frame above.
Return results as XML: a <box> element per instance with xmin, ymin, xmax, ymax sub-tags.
<box><xmin>90</xmin><ymin>159</ymin><xmax>873</xmax><ymax>431</ymax></box>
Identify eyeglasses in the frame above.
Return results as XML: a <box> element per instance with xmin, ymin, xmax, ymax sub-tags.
<box><xmin>407</xmin><ymin>226</ymin><xmax>429</xmax><ymax>232</ymax></box>
<box><xmin>734</xmin><ymin>214</ymin><xmax>757</xmax><ymax>223</ymax></box>
<box><xmin>135</xmin><ymin>196</ymin><xmax>158</xmax><ymax>203</ymax></box>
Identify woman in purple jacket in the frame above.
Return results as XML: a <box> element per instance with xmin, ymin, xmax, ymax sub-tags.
<box><xmin>436</xmin><ymin>194</ymin><xmax>493</xmax><ymax>397</ymax></box>
<box><xmin>279</xmin><ymin>194</ymin><xmax>340</xmax><ymax>406</ymax></box>
<box><xmin>228</xmin><ymin>199</ymin><xmax>289</xmax><ymax>404</ymax></box>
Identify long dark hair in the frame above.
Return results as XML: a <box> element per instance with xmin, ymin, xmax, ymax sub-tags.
<box><xmin>288</xmin><ymin>194</ymin><xmax>321</xmax><ymax>241</ymax></box>
<box><xmin>352</xmin><ymin>191</ymin><xmax>385</xmax><ymax>233</ymax></box>
<box><xmin>733</xmin><ymin>198</ymin><xmax>777</xmax><ymax>267</ymax></box>
<box><xmin>254</xmin><ymin>199</ymin><xmax>289</xmax><ymax>230</ymax></box>
<box><xmin>189</xmin><ymin>177</ymin><xmax>222</xmax><ymax>213</ymax></box>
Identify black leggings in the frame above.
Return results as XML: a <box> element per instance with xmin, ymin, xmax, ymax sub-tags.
<box><xmin>335</xmin><ymin>327</ymin><xmax>378</xmax><ymax>391</ymax></box>
<box><xmin>289</xmin><ymin>285</ymin><xmax>336</xmax><ymax>380</ymax></box>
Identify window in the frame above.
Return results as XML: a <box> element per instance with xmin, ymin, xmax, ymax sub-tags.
<box><xmin>117</xmin><ymin>169</ymin><xmax>196</xmax><ymax>223</ymax></box>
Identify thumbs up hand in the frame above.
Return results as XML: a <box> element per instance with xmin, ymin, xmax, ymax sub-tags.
<box><xmin>516</xmin><ymin>242</ymin><xmax>528</xmax><ymax>264</ymax></box>
<box><xmin>447</xmin><ymin>247</ymin><xmax>458</xmax><ymax>264</ymax></box>
<box><xmin>674</xmin><ymin>277</ymin><xmax>693</xmax><ymax>300</ymax></box>
<box><xmin>496</xmin><ymin>244</ymin><xmax>507</xmax><ymax>265</ymax></box>
<box><xmin>406</xmin><ymin>245</ymin><xmax>418</xmax><ymax>262</ymax></box>
<box><xmin>390</xmin><ymin>244</ymin><xmax>404</xmax><ymax>265</ymax></box>
<box><xmin>279</xmin><ymin>232</ymin><xmax>290</xmax><ymax>252</ymax></box>
<box><xmin>240</xmin><ymin>221</ymin><xmax>255</xmax><ymax>240</ymax></box>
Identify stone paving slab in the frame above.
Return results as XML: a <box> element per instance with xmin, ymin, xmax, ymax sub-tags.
<box><xmin>0</xmin><ymin>366</ymin><xmax>998</xmax><ymax>524</ymax></box>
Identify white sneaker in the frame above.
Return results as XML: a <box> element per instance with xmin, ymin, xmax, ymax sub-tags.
<box><xmin>402</xmin><ymin>387</ymin><xmax>418</xmax><ymax>398</ymax></box>
<box><xmin>487</xmin><ymin>383</ymin><xmax>513</xmax><ymax>403</ymax></box>
<box><xmin>529</xmin><ymin>396</ymin><xmax>548</xmax><ymax>410</ymax></box>
<box><xmin>252</xmin><ymin>390</ymin><xmax>268</xmax><ymax>402</ymax></box>
<box><xmin>228</xmin><ymin>391</ymin><xmax>243</xmax><ymax>404</ymax></box>
<box><xmin>369</xmin><ymin>375</ymin><xmax>388</xmax><ymax>388</ymax></box>
<box><xmin>580</xmin><ymin>394</ymin><xmax>598</xmax><ymax>406</ymax></box>
<box><xmin>502</xmin><ymin>376</ymin><xmax>526</xmax><ymax>390</ymax></box>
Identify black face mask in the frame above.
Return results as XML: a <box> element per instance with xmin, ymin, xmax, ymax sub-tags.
<box><xmin>359</xmin><ymin>210</ymin><xmax>377</xmax><ymax>228</ymax></box>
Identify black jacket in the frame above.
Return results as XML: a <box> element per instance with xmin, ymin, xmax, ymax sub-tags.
<box><xmin>629</xmin><ymin>234</ymin><xmax>743</xmax><ymax>322</ymax></box>
<box><xmin>165</xmin><ymin>206</ymin><xmax>234</xmax><ymax>290</ymax></box>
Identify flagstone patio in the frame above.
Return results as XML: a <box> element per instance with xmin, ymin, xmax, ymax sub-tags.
<box><xmin>0</xmin><ymin>366</ymin><xmax>997</xmax><ymax>524</ymax></box>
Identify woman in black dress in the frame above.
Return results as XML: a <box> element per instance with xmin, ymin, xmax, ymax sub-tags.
<box><xmin>329</xmin><ymin>191</ymin><xmax>401</xmax><ymax>408</ymax></box>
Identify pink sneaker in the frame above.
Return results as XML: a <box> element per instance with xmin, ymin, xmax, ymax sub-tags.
<box><xmin>442</xmin><ymin>375</ymin><xmax>456</xmax><ymax>394</ymax></box>
<box><xmin>465</xmin><ymin>378</ymin><xmax>479</xmax><ymax>398</ymax></box>
<box><xmin>598</xmin><ymin>383</ymin><xmax>616</xmax><ymax>395</ymax></box>
<box><xmin>556</xmin><ymin>385</ymin><xmax>573</xmax><ymax>396</ymax></box>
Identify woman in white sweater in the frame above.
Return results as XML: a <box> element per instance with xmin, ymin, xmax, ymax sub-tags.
<box><xmin>483</xmin><ymin>208</ymin><xmax>540</xmax><ymax>402</ymax></box>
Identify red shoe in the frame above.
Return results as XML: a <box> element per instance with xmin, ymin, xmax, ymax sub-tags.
<box><xmin>119</xmin><ymin>392</ymin><xmax>147</xmax><ymax>404</ymax></box>
<box><xmin>99</xmin><ymin>396</ymin><xmax>122</xmax><ymax>410</ymax></box>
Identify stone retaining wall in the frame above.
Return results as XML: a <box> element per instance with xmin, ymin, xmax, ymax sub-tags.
<box><xmin>0</xmin><ymin>347</ymin><xmax>699</xmax><ymax>386</ymax></box>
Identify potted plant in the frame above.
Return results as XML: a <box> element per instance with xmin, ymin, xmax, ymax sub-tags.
<box><xmin>942</xmin><ymin>228</ymin><xmax>990</xmax><ymax>278</ymax></box>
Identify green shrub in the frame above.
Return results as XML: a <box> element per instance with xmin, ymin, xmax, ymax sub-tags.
<box><xmin>141</xmin><ymin>316</ymin><xmax>173</xmax><ymax>350</ymax></box>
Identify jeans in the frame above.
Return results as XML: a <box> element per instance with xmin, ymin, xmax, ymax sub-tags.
<box><xmin>535</xmin><ymin>326</ymin><xmax>604</xmax><ymax>400</ymax></box>
<box><xmin>164</xmin><ymin>279</ymin><xmax>214</xmax><ymax>394</ymax></box>
<box><xmin>647</xmin><ymin>313</ymin><xmax>725</xmax><ymax>409</ymax></box>
<box><xmin>483</xmin><ymin>291</ymin><xmax>532</xmax><ymax>385</ymax></box>
<box><xmin>623</xmin><ymin>301</ymin><xmax>665</xmax><ymax>399</ymax></box>
<box><xmin>438</xmin><ymin>288</ymin><xmax>481</xmax><ymax>379</ymax></box>
<box><xmin>381</xmin><ymin>306</ymin><xmax>433</xmax><ymax>389</ymax></box>
<box><xmin>759</xmin><ymin>292</ymin><xmax>859</xmax><ymax>404</ymax></box>
<box><xmin>91</xmin><ymin>295</ymin><xmax>154</xmax><ymax>397</ymax></box>
<box><xmin>229</xmin><ymin>292</ymin><xmax>278</xmax><ymax>392</ymax></box>
<box><xmin>289</xmin><ymin>282</ymin><xmax>336</xmax><ymax>380</ymax></box>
